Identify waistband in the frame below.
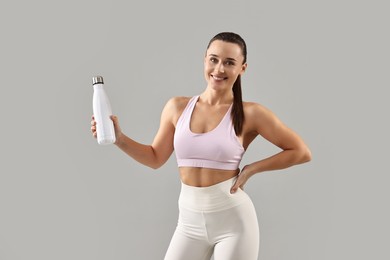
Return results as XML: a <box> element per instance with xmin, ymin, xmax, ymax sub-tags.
<box><xmin>178</xmin><ymin>176</ymin><xmax>251</xmax><ymax>212</ymax></box>
<box><xmin>177</xmin><ymin>159</ymin><xmax>239</xmax><ymax>171</ymax></box>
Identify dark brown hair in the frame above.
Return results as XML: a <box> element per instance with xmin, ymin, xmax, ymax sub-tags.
<box><xmin>206</xmin><ymin>32</ymin><xmax>247</xmax><ymax>136</ymax></box>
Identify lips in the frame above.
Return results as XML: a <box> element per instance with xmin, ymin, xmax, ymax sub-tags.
<box><xmin>211</xmin><ymin>75</ymin><xmax>228</xmax><ymax>81</ymax></box>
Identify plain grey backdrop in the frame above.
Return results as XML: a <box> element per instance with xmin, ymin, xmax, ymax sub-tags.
<box><xmin>1</xmin><ymin>0</ymin><xmax>389</xmax><ymax>259</ymax></box>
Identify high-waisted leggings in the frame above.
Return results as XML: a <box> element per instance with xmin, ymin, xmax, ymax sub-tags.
<box><xmin>164</xmin><ymin>177</ymin><xmax>259</xmax><ymax>260</ymax></box>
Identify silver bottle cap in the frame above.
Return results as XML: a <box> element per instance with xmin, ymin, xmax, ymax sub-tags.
<box><xmin>92</xmin><ymin>76</ymin><xmax>104</xmax><ymax>85</ymax></box>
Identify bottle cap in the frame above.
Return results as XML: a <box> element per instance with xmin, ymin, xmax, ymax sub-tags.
<box><xmin>92</xmin><ymin>76</ymin><xmax>104</xmax><ymax>85</ymax></box>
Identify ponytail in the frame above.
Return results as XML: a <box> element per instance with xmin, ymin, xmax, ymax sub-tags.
<box><xmin>232</xmin><ymin>75</ymin><xmax>244</xmax><ymax>136</ymax></box>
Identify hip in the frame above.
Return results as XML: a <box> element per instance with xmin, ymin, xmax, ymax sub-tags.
<box><xmin>178</xmin><ymin>176</ymin><xmax>253</xmax><ymax>212</ymax></box>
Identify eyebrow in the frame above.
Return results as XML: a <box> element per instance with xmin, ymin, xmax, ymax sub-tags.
<box><xmin>209</xmin><ymin>54</ymin><xmax>237</xmax><ymax>62</ymax></box>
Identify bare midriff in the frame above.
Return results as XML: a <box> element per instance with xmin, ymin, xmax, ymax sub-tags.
<box><xmin>179</xmin><ymin>167</ymin><xmax>240</xmax><ymax>187</ymax></box>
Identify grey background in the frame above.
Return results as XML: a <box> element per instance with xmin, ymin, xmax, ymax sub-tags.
<box><xmin>0</xmin><ymin>0</ymin><xmax>389</xmax><ymax>259</ymax></box>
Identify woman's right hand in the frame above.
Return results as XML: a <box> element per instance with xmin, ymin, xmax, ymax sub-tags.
<box><xmin>90</xmin><ymin>115</ymin><xmax>123</xmax><ymax>144</ymax></box>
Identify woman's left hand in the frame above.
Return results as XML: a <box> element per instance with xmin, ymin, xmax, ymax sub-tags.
<box><xmin>230</xmin><ymin>166</ymin><xmax>251</xmax><ymax>194</ymax></box>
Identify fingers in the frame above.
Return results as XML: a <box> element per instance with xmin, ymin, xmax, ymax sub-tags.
<box><xmin>90</xmin><ymin>125</ymin><xmax>97</xmax><ymax>138</ymax></box>
<box><xmin>230</xmin><ymin>179</ymin><xmax>240</xmax><ymax>194</ymax></box>
<box><xmin>231</xmin><ymin>181</ymin><xmax>245</xmax><ymax>194</ymax></box>
<box><xmin>230</xmin><ymin>170</ymin><xmax>249</xmax><ymax>194</ymax></box>
<box><xmin>91</xmin><ymin>115</ymin><xmax>97</xmax><ymax>138</ymax></box>
<box><xmin>90</xmin><ymin>115</ymin><xmax>120</xmax><ymax>139</ymax></box>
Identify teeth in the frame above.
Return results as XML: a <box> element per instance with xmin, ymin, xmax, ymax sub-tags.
<box><xmin>213</xmin><ymin>75</ymin><xmax>225</xmax><ymax>80</ymax></box>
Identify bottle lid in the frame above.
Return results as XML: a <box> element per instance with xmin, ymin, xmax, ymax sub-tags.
<box><xmin>92</xmin><ymin>76</ymin><xmax>104</xmax><ymax>85</ymax></box>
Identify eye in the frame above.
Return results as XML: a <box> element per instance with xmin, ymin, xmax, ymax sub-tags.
<box><xmin>225</xmin><ymin>61</ymin><xmax>235</xmax><ymax>66</ymax></box>
<box><xmin>210</xmin><ymin>57</ymin><xmax>218</xmax><ymax>63</ymax></box>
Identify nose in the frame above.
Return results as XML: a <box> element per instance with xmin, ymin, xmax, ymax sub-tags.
<box><xmin>215</xmin><ymin>62</ymin><xmax>225</xmax><ymax>73</ymax></box>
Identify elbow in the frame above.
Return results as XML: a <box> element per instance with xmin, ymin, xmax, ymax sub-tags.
<box><xmin>148</xmin><ymin>147</ymin><xmax>165</xmax><ymax>170</ymax></box>
<box><xmin>289</xmin><ymin>145</ymin><xmax>311</xmax><ymax>165</ymax></box>
<box><xmin>148</xmin><ymin>159</ymin><xmax>165</xmax><ymax>170</ymax></box>
<box><xmin>299</xmin><ymin>146</ymin><xmax>312</xmax><ymax>163</ymax></box>
<box><xmin>149</xmin><ymin>162</ymin><xmax>162</xmax><ymax>170</ymax></box>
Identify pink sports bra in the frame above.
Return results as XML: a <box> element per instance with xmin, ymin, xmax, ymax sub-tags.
<box><xmin>173</xmin><ymin>96</ymin><xmax>245</xmax><ymax>170</ymax></box>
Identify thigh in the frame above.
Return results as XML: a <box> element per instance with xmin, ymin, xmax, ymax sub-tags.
<box><xmin>212</xmin><ymin>201</ymin><xmax>260</xmax><ymax>260</ymax></box>
<box><xmin>164</xmin><ymin>229</ymin><xmax>213</xmax><ymax>260</ymax></box>
<box><xmin>213</xmin><ymin>235</ymin><xmax>259</xmax><ymax>260</ymax></box>
<box><xmin>165</xmin><ymin>207</ymin><xmax>213</xmax><ymax>260</ymax></box>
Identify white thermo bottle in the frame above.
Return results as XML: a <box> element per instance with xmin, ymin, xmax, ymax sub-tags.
<box><xmin>92</xmin><ymin>76</ymin><xmax>116</xmax><ymax>145</ymax></box>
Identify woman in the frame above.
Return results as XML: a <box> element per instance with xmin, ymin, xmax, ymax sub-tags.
<box><xmin>91</xmin><ymin>32</ymin><xmax>311</xmax><ymax>260</ymax></box>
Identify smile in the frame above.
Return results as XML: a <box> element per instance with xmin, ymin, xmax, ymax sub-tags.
<box><xmin>211</xmin><ymin>75</ymin><xmax>228</xmax><ymax>81</ymax></box>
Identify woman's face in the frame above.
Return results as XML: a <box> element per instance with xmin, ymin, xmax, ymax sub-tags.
<box><xmin>204</xmin><ymin>40</ymin><xmax>247</xmax><ymax>91</ymax></box>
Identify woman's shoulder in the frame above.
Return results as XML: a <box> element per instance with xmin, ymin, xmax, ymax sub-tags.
<box><xmin>162</xmin><ymin>96</ymin><xmax>193</xmax><ymax>123</ymax></box>
<box><xmin>168</xmin><ymin>96</ymin><xmax>192</xmax><ymax>105</ymax></box>
<box><xmin>166</xmin><ymin>96</ymin><xmax>192</xmax><ymax>111</ymax></box>
<box><xmin>242</xmin><ymin>101</ymin><xmax>279</xmax><ymax>126</ymax></box>
<box><xmin>243</xmin><ymin>101</ymin><xmax>272</xmax><ymax>116</ymax></box>
<box><xmin>157</xmin><ymin>96</ymin><xmax>191</xmax><ymax>126</ymax></box>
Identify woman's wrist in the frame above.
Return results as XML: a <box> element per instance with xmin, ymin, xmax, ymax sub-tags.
<box><xmin>114</xmin><ymin>132</ymin><xmax>125</xmax><ymax>146</ymax></box>
<box><xmin>242</xmin><ymin>163</ymin><xmax>261</xmax><ymax>178</ymax></box>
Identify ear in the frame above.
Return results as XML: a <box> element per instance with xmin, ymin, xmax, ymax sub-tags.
<box><xmin>240</xmin><ymin>63</ymin><xmax>248</xmax><ymax>75</ymax></box>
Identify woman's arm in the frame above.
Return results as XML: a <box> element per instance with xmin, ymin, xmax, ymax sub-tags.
<box><xmin>92</xmin><ymin>97</ymin><xmax>180</xmax><ymax>169</ymax></box>
<box><xmin>231</xmin><ymin>102</ymin><xmax>311</xmax><ymax>192</ymax></box>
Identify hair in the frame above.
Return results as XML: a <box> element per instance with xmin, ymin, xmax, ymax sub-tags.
<box><xmin>206</xmin><ymin>32</ymin><xmax>247</xmax><ymax>136</ymax></box>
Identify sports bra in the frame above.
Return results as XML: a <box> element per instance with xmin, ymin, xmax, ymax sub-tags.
<box><xmin>173</xmin><ymin>96</ymin><xmax>245</xmax><ymax>170</ymax></box>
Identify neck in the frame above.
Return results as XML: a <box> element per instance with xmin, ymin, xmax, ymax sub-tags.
<box><xmin>200</xmin><ymin>88</ymin><xmax>234</xmax><ymax>106</ymax></box>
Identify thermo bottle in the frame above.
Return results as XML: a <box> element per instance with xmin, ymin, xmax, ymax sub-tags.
<box><xmin>92</xmin><ymin>76</ymin><xmax>116</xmax><ymax>145</ymax></box>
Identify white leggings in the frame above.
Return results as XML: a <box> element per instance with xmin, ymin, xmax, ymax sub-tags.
<box><xmin>164</xmin><ymin>177</ymin><xmax>260</xmax><ymax>260</ymax></box>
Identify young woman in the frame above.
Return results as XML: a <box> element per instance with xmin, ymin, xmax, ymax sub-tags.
<box><xmin>91</xmin><ymin>32</ymin><xmax>311</xmax><ymax>260</ymax></box>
